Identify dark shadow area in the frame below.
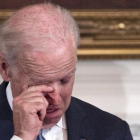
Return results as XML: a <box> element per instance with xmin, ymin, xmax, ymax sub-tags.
<box><xmin>1</xmin><ymin>0</ymin><xmax>140</xmax><ymax>9</ymax></box>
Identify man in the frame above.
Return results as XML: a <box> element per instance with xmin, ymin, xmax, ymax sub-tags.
<box><xmin>0</xmin><ymin>3</ymin><xmax>133</xmax><ymax>140</ymax></box>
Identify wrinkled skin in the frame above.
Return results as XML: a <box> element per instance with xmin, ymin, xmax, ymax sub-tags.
<box><xmin>0</xmin><ymin>3</ymin><xmax>78</xmax><ymax>140</ymax></box>
<box><xmin>9</xmin><ymin>46</ymin><xmax>77</xmax><ymax>140</ymax></box>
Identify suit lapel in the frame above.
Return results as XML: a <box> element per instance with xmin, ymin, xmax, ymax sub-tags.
<box><xmin>66</xmin><ymin>97</ymin><xmax>95</xmax><ymax>140</ymax></box>
<box><xmin>0</xmin><ymin>81</ymin><xmax>13</xmax><ymax>121</ymax></box>
<box><xmin>0</xmin><ymin>81</ymin><xmax>14</xmax><ymax>139</ymax></box>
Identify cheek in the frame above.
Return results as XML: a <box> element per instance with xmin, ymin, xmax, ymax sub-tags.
<box><xmin>61</xmin><ymin>81</ymin><xmax>74</xmax><ymax>103</ymax></box>
<box><xmin>60</xmin><ymin>88</ymin><xmax>72</xmax><ymax>111</ymax></box>
<box><xmin>62</xmin><ymin>88</ymin><xmax>72</xmax><ymax>99</ymax></box>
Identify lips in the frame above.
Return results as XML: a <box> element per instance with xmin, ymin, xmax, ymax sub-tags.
<box><xmin>47</xmin><ymin>107</ymin><xmax>60</xmax><ymax>113</ymax></box>
<box><xmin>47</xmin><ymin>109</ymin><xmax>57</xmax><ymax>113</ymax></box>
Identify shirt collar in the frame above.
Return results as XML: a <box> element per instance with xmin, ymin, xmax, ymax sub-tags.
<box><xmin>57</xmin><ymin>114</ymin><xmax>67</xmax><ymax>129</ymax></box>
<box><xmin>6</xmin><ymin>82</ymin><xmax>67</xmax><ymax>129</ymax></box>
<box><xmin>6</xmin><ymin>82</ymin><xmax>13</xmax><ymax>110</ymax></box>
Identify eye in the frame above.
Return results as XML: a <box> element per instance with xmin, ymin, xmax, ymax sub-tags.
<box><xmin>60</xmin><ymin>77</ymin><xmax>70</xmax><ymax>84</ymax></box>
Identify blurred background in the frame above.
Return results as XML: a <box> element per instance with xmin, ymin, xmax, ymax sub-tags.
<box><xmin>0</xmin><ymin>0</ymin><xmax>140</xmax><ymax>139</ymax></box>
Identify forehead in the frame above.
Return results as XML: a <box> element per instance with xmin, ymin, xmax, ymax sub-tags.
<box><xmin>18</xmin><ymin>45</ymin><xmax>77</xmax><ymax>81</ymax></box>
<box><xmin>25</xmin><ymin>43</ymin><xmax>76</xmax><ymax>65</ymax></box>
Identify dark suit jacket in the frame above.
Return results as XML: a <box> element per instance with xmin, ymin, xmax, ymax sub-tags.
<box><xmin>0</xmin><ymin>81</ymin><xmax>133</xmax><ymax>140</ymax></box>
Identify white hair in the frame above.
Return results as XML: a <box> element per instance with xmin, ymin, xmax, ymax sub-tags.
<box><xmin>0</xmin><ymin>3</ymin><xmax>80</xmax><ymax>71</ymax></box>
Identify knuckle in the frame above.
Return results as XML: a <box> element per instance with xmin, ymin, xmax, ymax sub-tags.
<box><xmin>36</xmin><ymin>95</ymin><xmax>45</xmax><ymax>103</ymax></box>
<box><xmin>34</xmin><ymin>91</ymin><xmax>42</xmax><ymax>96</ymax></box>
<box><xmin>21</xmin><ymin>102</ymin><xmax>28</xmax><ymax>111</ymax></box>
<box><xmin>13</xmin><ymin>98</ymin><xmax>22</xmax><ymax>108</ymax></box>
<box><xmin>13</xmin><ymin>96</ymin><xmax>19</xmax><ymax>103</ymax></box>
<box><xmin>16</xmin><ymin>100</ymin><xmax>22</xmax><ymax>106</ymax></box>
<box><xmin>37</xmin><ymin>102</ymin><xmax>45</xmax><ymax>108</ymax></box>
<box><xmin>41</xmin><ymin>96</ymin><xmax>45</xmax><ymax>102</ymax></box>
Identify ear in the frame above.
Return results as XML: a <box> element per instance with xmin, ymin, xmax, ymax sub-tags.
<box><xmin>0</xmin><ymin>54</ymin><xmax>11</xmax><ymax>82</ymax></box>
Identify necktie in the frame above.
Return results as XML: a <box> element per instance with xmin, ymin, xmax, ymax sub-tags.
<box><xmin>36</xmin><ymin>130</ymin><xmax>46</xmax><ymax>140</ymax></box>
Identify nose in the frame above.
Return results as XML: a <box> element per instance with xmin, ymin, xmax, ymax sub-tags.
<box><xmin>46</xmin><ymin>82</ymin><xmax>61</xmax><ymax>105</ymax></box>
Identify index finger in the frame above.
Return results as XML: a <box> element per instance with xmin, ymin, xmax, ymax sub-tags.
<box><xmin>21</xmin><ymin>85</ymin><xmax>53</xmax><ymax>97</ymax></box>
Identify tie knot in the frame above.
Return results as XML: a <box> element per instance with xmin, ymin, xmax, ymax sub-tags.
<box><xmin>36</xmin><ymin>130</ymin><xmax>45</xmax><ymax>140</ymax></box>
<box><xmin>39</xmin><ymin>130</ymin><xmax>43</xmax><ymax>135</ymax></box>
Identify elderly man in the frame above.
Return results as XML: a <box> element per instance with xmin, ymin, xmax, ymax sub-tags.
<box><xmin>0</xmin><ymin>3</ymin><xmax>133</xmax><ymax>140</ymax></box>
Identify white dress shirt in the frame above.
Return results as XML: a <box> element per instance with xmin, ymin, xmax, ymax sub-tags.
<box><xmin>6</xmin><ymin>82</ymin><xmax>68</xmax><ymax>140</ymax></box>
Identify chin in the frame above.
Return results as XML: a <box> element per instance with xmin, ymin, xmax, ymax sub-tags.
<box><xmin>42</xmin><ymin>117</ymin><xmax>61</xmax><ymax>129</ymax></box>
<box><xmin>42</xmin><ymin>113</ymin><xmax>62</xmax><ymax>129</ymax></box>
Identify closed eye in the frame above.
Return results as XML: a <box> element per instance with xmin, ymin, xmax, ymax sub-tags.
<box><xmin>60</xmin><ymin>76</ymin><xmax>72</xmax><ymax>84</ymax></box>
<box><xmin>60</xmin><ymin>69</ymin><xmax>76</xmax><ymax>84</ymax></box>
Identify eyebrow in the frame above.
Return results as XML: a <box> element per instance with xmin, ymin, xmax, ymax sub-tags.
<box><xmin>30</xmin><ymin>68</ymin><xmax>76</xmax><ymax>84</ymax></box>
<box><xmin>63</xmin><ymin>68</ymin><xmax>76</xmax><ymax>79</ymax></box>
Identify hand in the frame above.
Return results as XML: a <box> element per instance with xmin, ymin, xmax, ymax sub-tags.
<box><xmin>12</xmin><ymin>85</ymin><xmax>53</xmax><ymax>140</ymax></box>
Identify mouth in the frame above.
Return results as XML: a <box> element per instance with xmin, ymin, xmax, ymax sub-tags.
<box><xmin>46</xmin><ymin>108</ymin><xmax>61</xmax><ymax>117</ymax></box>
<box><xmin>47</xmin><ymin>109</ymin><xmax>58</xmax><ymax>113</ymax></box>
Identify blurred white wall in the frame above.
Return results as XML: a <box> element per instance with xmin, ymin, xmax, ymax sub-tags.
<box><xmin>0</xmin><ymin>60</ymin><xmax>140</xmax><ymax>139</ymax></box>
<box><xmin>73</xmin><ymin>60</ymin><xmax>140</xmax><ymax>121</ymax></box>
<box><xmin>72</xmin><ymin>60</ymin><xmax>140</xmax><ymax>140</ymax></box>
